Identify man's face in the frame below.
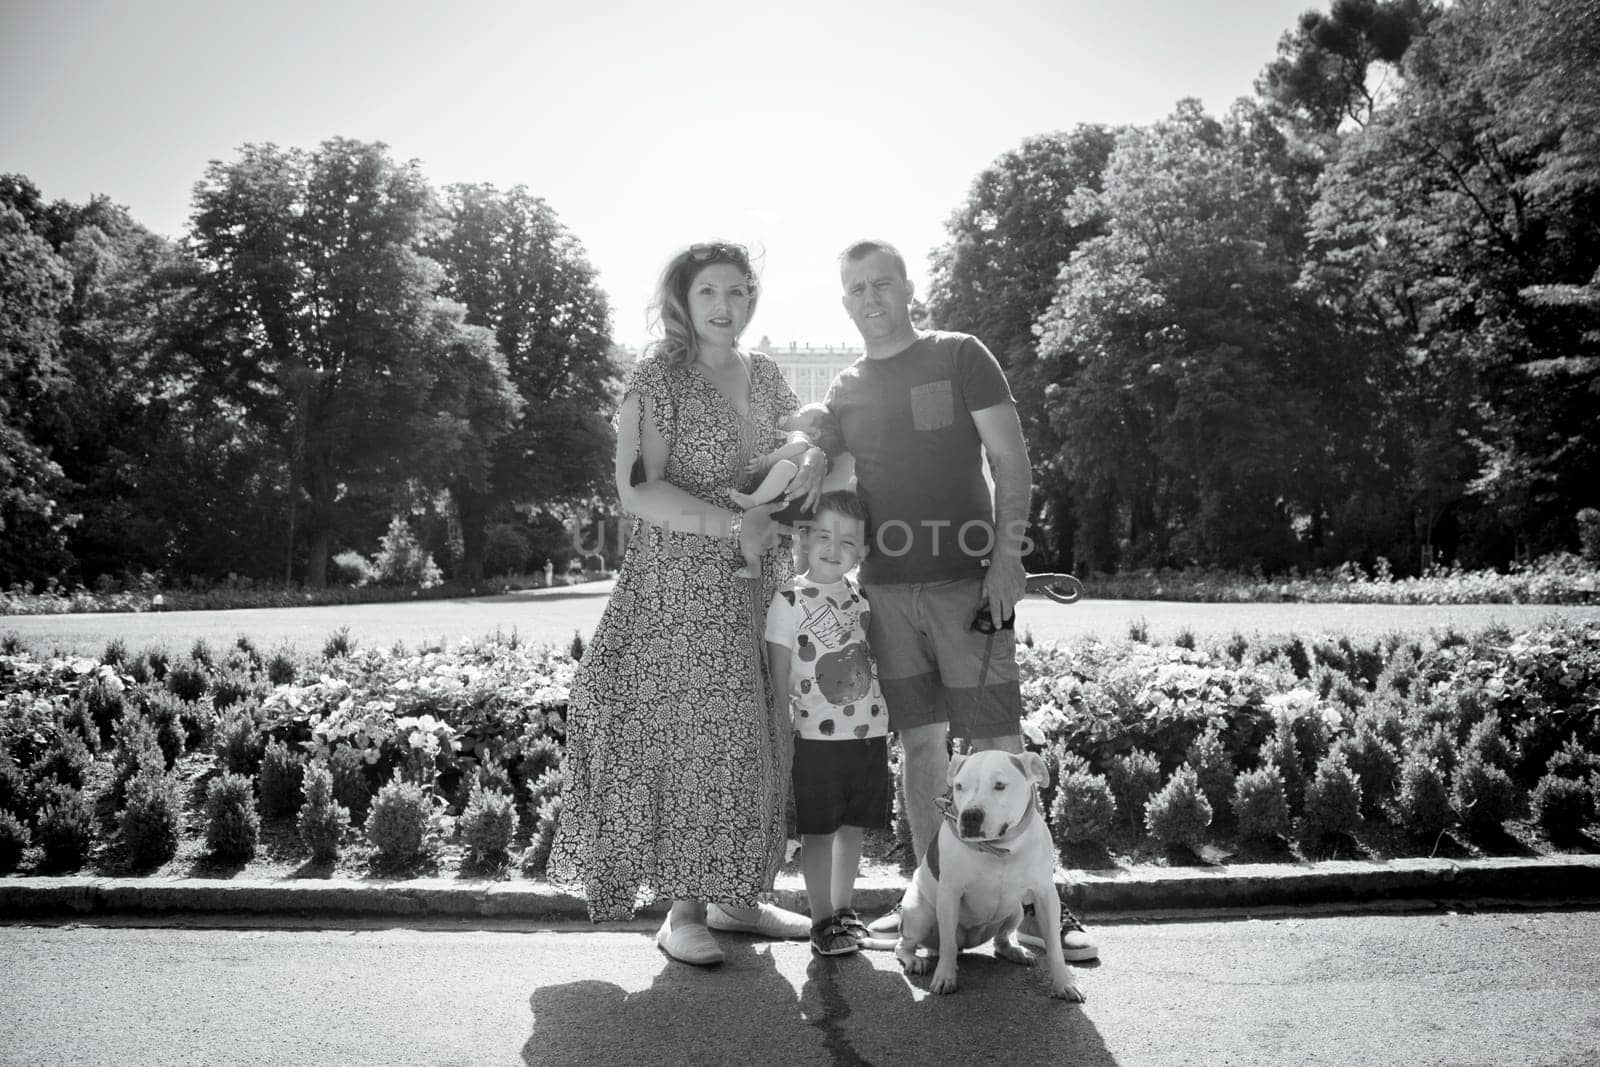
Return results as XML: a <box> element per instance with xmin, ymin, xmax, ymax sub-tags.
<box><xmin>840</xmin><ymin>251</ymin><xmax>914</xmax><ymax>343</ymax></box>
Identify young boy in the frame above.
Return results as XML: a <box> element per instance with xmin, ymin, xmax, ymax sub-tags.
<box><xmin>764</xmin><ymin>489</ymin><xmax>888</xmax><ymax>955</ymax></box>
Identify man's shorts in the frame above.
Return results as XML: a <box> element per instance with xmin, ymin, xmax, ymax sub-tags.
<box><xmin>863</xmin><ymin>575</ymin><xmax>1023</xmax><ymax>739</ymax></box>
<box><xmin>792</xmin><ymin>736</ymin><xmax>890</xmax><ymax>835</ymax></box>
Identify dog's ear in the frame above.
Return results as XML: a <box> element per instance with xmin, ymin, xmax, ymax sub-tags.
<box><xmin>947</xmin><ymin>752</ymin><xmax>969</xmax><ymax>785</ymax></box>
<box><xmin>1015</xmin><ymin>751</ymin><xmax>1050</xmax><ymax>789</ymax></box>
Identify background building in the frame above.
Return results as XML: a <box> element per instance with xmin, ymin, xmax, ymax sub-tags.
<box><xmin>608</xmin><ymin>337</ymin><xmax>862</xmax><ymax>406</ymax></box>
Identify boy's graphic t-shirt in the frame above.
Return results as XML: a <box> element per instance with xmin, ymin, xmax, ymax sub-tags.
<box><xmin>765</xmin><ymin>575</ymin><xmax>888</xmax><ymax>741</ymax></box>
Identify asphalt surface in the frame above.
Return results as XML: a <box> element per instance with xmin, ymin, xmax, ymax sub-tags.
<box><xmin>3</xmin><ymin>907</ymin><xmax>1599</xmax><ymax>1066</ymax></box>
<box><xmin>6</xmin><ymin>580</ymin><xmax>1599</xmax><ymax>656</ymax></box>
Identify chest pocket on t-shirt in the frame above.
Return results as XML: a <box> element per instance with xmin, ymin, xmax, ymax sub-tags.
<box><xmin>910</xmin><ymin>380</ymin><xmax>954</xmax><ymax>431</ymax></box>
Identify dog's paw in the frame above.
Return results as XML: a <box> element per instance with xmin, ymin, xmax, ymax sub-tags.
<box><xmin>899</xmin><ymin>953</ymin><xmax>934</xmax><ymax>976</ymax></box>
<box><xmin>929</xmin><ymin>969</ymin><xmax>959</xmax><ymax>995</ymax></box>
<box><xmin>1049</xmin><ymin>976</ymin><xmax>1086</xmax><ymax>1003</ymax></box>
<box><xmin>994</xmin><ymin>940</ymin><xmax>1036</xmax><ymax>967</ymax></box>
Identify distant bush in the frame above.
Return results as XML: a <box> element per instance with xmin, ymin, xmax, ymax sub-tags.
<box><xmin>1144</xmin><ymin>766</ymin><xmax>1212</xmax><ymax>850</ymax></box>
<box><xmin>460</xmin><ymin>781</ymin><xmax>518</xmax><ymax>868</ymax></box>
<box><xmin>328</xmin><ymin>744</ymin><xmax>373</xmax><ymax>824</ymax></box>
<box><xmin>165</xmin><ymin>656</ymin><xmax>209</xmax><ymax>704</ymax></box>
<box><xmin>371</xmin><ymin>516</ymin><xmax>443</xmax><ymax>588</ymax></box>
<box><xmin>1051</xmin><ymin>770</ymin><xmax>1116</xmax><ymax>846</ymax></box>
<box><xmin>1232</xmin><ymin>765</ymin><xmax>1291</xmax><ymax>842</ymax></box>
<box><xmin>367</xmin><ymin>775</ymin><xmax>429</xmax><ymax>864</ymax></box>
<box><xmin>1185</xmin><ymin>727</ymin><xmax>1234</xmax><ymax>818</ymax></box>
<box><xmin>298</xmin><ymin>762</ymin><xmax>349</xmax><ymax>863</ymax></box>
<box><xmin>265</xmin><ymin>646</ymin><xmax>299</xmax><ymax>686</ymax></box>
<box><xmin>203</xmin><ymin>773</ymin><xmax>259</xmax><ymax>861</ymax></box>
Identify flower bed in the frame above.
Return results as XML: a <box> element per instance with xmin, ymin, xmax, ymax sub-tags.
<box><xmin>1</xmin><ymin>621</ymin><xmax>1597</xmax><ymax>881</ymax></box>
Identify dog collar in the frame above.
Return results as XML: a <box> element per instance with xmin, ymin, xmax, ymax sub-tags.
<box><xmin>934</xmin><ymin>787</ymin><xmax>1042</xmax><ymax>858</ymax></box>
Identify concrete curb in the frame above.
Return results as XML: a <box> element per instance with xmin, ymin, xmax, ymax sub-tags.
<box><xmin>4</xmin><ymin>855</ymin><xmax>1598</xmax><ymax>922</ymax></box>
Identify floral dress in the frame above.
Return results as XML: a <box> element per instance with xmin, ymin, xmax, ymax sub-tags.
<box><xmin>548</xmin><ymin>350</ymin><xmax>799</xmax><ymax>921</ymax></box>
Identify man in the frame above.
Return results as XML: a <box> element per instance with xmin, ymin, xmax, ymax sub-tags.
<box><xmin>822</xmin><ymin>239</ymin><xmax>1097</xmax><ymax>961</ymax></box>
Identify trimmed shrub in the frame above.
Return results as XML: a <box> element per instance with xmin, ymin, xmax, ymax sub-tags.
<box><xmin>366</xmin><ymin>775</ymin><xmax>430</xmax><ymax>864</ymax></box>
<box><xmin>1302</xmin><ymin>751</ymin><xmax>1363</xmax><ymax>841</ymax></box>
<box><xmin>1545</xmin><ymin>737</ymin><xmax>1600</xmax><ymax>782</ymax></box>
<box><xmin>120</xmin><ymin>766</ymin><xmax>182</xmax><ymax>869</ymax></box>
<box><xmin>32</xmin><ymin>728</ymin><xmax>93</xmax><ymax>792</ymax></box>
<box><xmin>165</xmin><ymin>656</ymin><xmax>209</xmax><ymax>703</ymax></box>
<box><xmin>109</xmin><ymin>715</ymin><xmax>162</xmax><ymax>808</ymax></box>
<box><xmin>1452</xmin><ymin>755</ymin><xmax>1518</xmax><ymax>836</ymax></box>
<box><xmin>328</xmin><ymin>744</ymin><xmax>374</xmax><ymax>824</ymax></box>
<box><xmin>1259</xmin><ymin>729</ymin><xmax>1305</xmax><ymax>816</ymax></box>
<box><xmin>1395</xmin><ymin>755</ymin><xmax>1454</xmax><ymax>839</ymax></box>
<box><xmin>1051</xmin><ymin>770</ymin><xmax>1116</xmax><ymax>846</ymax></box>
<box><xmin>1332</xmin><ymin>723</ymin><xmax>1401</xmax><ymax>817</ymax></box>
<box><xmin>323</xmin><ymin>627</ymin><xmax>356</xmax><ymax>661</ymax></box>
<box><xmin>203</xmin><ymin>773</ymin><xmax>259</xmax><ymax>860</ymax></box>
<box><xmin>372</xmin><ymin>515</ymin><xmax>443</xmax><ymax>587</ymax></box>
<box><xmin>209</xmin><ymin>668</ymin><xmax>259</xmax><ymax>712</ymax></box>
<box><xmin>265</xmin><ymin>646</ymin><xmax>298</xmax><ymax>686</ymax></box>
<box><xmin>1231</xmin><ymin>765</ymin><xmax>1291</xmax><ymax>842</ymax></box>
<box><xmin>1531</xmin><ymin>774</ymin><xmax>1594</xmax><ymax>843</ymax></box>
<box><xmin>298</xmin><ymin>761</ymin><xmax>350</xmax><ymax>863</ymax></box>
<box><xmin>212</xmin><ymin>703</ymin><xmax>264</xmax><ymax>777</ymax></box>
<box><xmin>60</xmin><ymin>698</ymin><xmax>99</xmax><ymax>753</ymax></box>
<box><xmin>1463</xmin><ymin>713</ymin><xmax>1512</xmax><ymax>772</ymax></box>
<box><xmin>460</xmin><ymin>781</ymin><xmax>518</xmax><ymax>867</ymax></box>
<box><xmin>259</xmin><ymin>739</ymin><xmax>306</xmax><ymax>818</ymax></box>
<box><xmin>82</xmin><ymin>674</ymin><xmax>126</xmax><ymax>747</ymax></box>
<box><xmin>1</xmin><ymin>750</ymin><xmax>30</xmax><ymax>818</ymax></box>
<box><xmin>1410</xmin><ymin>723</ymin><xmax>1459</xmax><ymax>780</ymax></box>
<box><xmin>36</xmin><ymin>784</ymin><xmax>95</xmax><ymax>872</ymax></box>
<box><xmin>522</xmin><ymin>795</ymin><xmax>562</xmax><ymax>875</ymax></box>
<box><xmin>1144</xmin><ymin>765</ymin><xmax>1212</xmax><ymax>850</ymax></box>
<box><xmin>0</xmin><ymin>809</ymin><xmax>29</xmax><ymax>872</ymax></box>
<box><xmin>141</xmin><ymin>687</ymin><xmax>206</xmax><ymax>756</ymax></box>
<box><xmin>1109</xmin><ymin>748</ymin><xmax>1162</xmax><ymax>832</ymax></box>
<box><xmin>1185</xmin><ymin>727</ymin><xmax>1234</xmax><ymax>818</ymax></box>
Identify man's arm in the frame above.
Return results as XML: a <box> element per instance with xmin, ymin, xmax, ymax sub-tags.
<box><xmin>971</xmin><ymin>400</ymin><xmax>1032</xmax><ymax>626</ymax></box>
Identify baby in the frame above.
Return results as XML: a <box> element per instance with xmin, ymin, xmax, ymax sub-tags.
<box><xmin>731</xmin><ymin>403</ymin><xmax>856</xmax><ymax>577</ymax></box>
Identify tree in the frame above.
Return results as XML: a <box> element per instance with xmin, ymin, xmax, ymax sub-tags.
<box><xmin>925</xmin><ymin>127</ymin><xmax>1118</xmax><ymax>569</ymax></box>
<box><xmin>428</xmin><ymin>184</ymin><xmax>613</xmax><ymax>583</ymax></box>
<box><xmin>1258</xmin><ymin>0</ymin><xmax>1440</xmax><ymax>131</ymax></box>
<box><xmin>0</xmin><ymin>195</ymin><xmax>74</xmax><ymax>584</ymax></box>
<box><xmin>188</xmin><ymin>139</ymin><xmax>515</xmax><ymax>586</ymax></box>
<box><xmin>1304</xmin><ymin>0</ymin><xmax>1600</xmax><ymax>563</ymax></box>
<box><xmin>1037</xmin><ymin>101</ymin><xmax>1383</xmax><ymax>571</ymax></box>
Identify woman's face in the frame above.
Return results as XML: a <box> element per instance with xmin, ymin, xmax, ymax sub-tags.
<box><xmin>686</xmin><ymin>262</ymin><xmax>754</xmax><ymax>347</ymax></box>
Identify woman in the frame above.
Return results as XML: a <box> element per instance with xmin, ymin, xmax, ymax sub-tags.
<box><xmin>548</xmin><ymin>241</ymin><xmax>829</xmax><ymax>965</ymax></box>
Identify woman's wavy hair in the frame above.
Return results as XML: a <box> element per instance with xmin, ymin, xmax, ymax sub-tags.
<box><xmin>645</xmin><ymin>241</ymin><xmax>759</xmax><ymax>368</ymax></box>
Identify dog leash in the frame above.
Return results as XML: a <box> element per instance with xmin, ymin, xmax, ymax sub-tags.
<box><xmin>974</xmin><ymin>571</ymin><xmax>1087</xmax><ymax>692</ymax></box>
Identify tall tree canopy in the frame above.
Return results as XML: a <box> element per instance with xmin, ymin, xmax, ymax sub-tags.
<box><xmin>428</xmin><ymin>183</ymin><xmax>614</xmax><ymax>582</ymax></box>
<box><xmin>188</xmin><ymin>139</ymin><xmax>518</xmax><ymax>587</ymax></box>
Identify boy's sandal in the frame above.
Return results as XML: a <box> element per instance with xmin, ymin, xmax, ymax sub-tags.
<box><xmin>834</xmin><ymin>908</ymin><xmax>869</xmax><ymax>943</ymax></box>
<box><xmin>810</xmin><ymin>915</ymin><xmax>861</xmax><ymax>956</ymax></box>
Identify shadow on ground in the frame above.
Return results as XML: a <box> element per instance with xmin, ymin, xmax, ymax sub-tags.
<box><xmin>524</xmin><ymin>939</ymin><xmax>1111</xmax><ymax>1066</ymax></box>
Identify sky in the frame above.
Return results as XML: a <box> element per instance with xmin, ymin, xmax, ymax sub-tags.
<box><xmin>1</xmin><ymin>0</ymin><xmax>1318</xmax><ymax>349</ymax></box>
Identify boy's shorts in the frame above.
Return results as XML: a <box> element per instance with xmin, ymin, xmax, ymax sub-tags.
<box><xmin>863</xmin><ymin>575</ymin><xmax>1023</xmax><ymax>739</ymax></box>
<box><xmin>792</xmin><ymin>736</ymin><xmax>890</xmax><ymax>835</ymax></box>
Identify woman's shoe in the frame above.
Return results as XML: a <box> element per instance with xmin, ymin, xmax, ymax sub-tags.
<box><xmin>705</xmin><ymin>902</ymin><xmax>811</xmax><ymax>939</ymax></box>
<box><xmin>810</xmin><ymin>914</ymin><xmax>861</xmax><ymax>956</ymax></box>
<box><xmin>656</xmin><ymin>917</ymin><xmax>725</xmax><ymax>966</ymax></box>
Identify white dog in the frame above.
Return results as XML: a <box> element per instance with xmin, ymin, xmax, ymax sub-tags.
<box><xmin>893</xmin><ymin>749</ymin><xmax>1085</xmax><ymax>1001</ymax></box>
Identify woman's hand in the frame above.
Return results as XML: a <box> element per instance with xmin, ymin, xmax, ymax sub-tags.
<box><xmin>738</xmin><ymin>501</ymin><xmax>785</xmax><ymax>562</ymax></box>
<box><xmin>783</xmin><ymin>447</ymin><xmax>828</xmax><ymax>513</ymax></box>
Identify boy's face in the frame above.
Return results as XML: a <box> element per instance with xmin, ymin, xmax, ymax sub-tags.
<box><xmin>800</xmin><ymin>508</ymin><xmax>867</xmax><ymax>584</ymax></box>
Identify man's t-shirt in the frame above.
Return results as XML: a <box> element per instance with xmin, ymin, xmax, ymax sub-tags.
<box><xmin>764</xmin><ymin>575</ymin><xmax>888</xmax><ymax>741</ymax></box>
<box><xmin>825</xmin><ymin>331</ymin><xmax>1014</xmax><ymax>585</ymax></box>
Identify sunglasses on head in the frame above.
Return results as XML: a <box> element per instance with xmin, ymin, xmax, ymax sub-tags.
<box><xmin>689</xmin><ymin>241</ymin><xmax>749</xmax><ymax>265</ymax></box>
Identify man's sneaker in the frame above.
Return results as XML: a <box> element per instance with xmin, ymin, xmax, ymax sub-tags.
<box><xmin>865</xmin><ymin>902</ymin><xmax>902</xmax><ymax>934</ymax></box>
<box><xmin>1016</xmin><ymin>903</ymin><xmax>1098</xmax><ymax>962</ymax></box>
<box><xmin>811</xmin><ymin>914</ymin><xmax>861</xmax><ymax>956</ymax></box>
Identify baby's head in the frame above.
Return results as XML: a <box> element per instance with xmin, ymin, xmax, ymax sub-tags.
<box><xmin>800</xmin><ymin>489</ymin><xmax>869</xmax><ymax>584</ymax></box>
<box><xmin>793</xmin><ymin>403</ymin><xmax>845</xmax><ymax>457</ymax></box>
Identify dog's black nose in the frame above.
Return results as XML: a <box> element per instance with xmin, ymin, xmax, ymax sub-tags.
<box><xmin>960</xmin><ymin>808</ymin><xmax>984</xmax><ymax>837</ymax></box>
